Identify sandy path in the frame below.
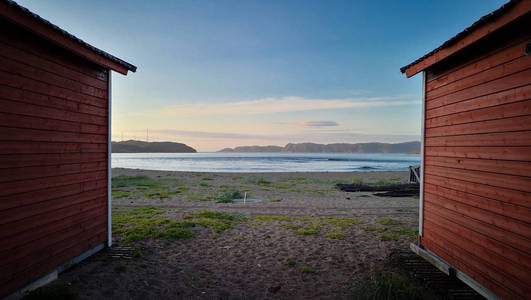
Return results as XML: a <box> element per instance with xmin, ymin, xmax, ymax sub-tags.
<box><xmin>55</xmin><ymin>169</ymin><xmax>419</xmax><ymax>299</ymax></box>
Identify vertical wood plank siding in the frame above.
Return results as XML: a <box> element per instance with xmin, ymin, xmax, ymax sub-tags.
<box><xmin>0</xmin><ymin>20</ymin><xmax>108</xmax><ymax>296</ymax></box>
<box><xmin>421</xmin><ymin>16</ymin><xmax>531</xmax><ymax>299</ymax></box>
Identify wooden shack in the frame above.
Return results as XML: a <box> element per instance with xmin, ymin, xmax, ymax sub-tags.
<box><xmin>401</xmin><ymin>0</ymin><xmax>530</xmax><ymax>298</ymax></box>
<box><xmin>0</xmin><ymin>0</ymin><xmax>136</xmax><ymax>297</ymax></box>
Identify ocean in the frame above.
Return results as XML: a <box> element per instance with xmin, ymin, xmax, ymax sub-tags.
<box><xmin>112</xmin><ymin>152</ymin><xmax>420</xmax><ymax>173</ymax></box>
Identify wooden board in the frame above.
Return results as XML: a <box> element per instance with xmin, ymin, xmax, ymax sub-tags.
<box><xmin>0</xmin><ymin>22</ymin><xmax>109</xmax><ymax>297</ymax></box>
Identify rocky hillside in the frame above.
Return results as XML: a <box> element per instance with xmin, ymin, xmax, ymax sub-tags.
<box><xmin>218</xmin><ymin>141</ymin><xmax>420</xmax><ymax>153</ymax></box>
<box><xmin>112</xmin><ymin>140</ymin><xmax>196</xmax><ymax>153</ymax></box>
<box><xmin>219</xmin><ymin>145</ymin><xmax>283</xmax><ymax>152</ymax></box>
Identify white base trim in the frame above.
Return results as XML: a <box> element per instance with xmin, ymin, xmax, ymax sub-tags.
<box><xmin>410</xmin><ymin>243</ymin><xmax>501</xmax><ymax>300</ymax></box>
<box><xmin>3</xmin><ymin>243</ymin><xmax>105</xmax><ymax>299</ymax></box>
<box><xmin>3</xmin><ymin>271</ymin><xmax>57</xmax><ymax>300</ymax></box>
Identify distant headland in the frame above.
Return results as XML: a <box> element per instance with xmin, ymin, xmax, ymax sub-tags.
<box><xmin>218</xmin><ymin>141</ymin><xmax>420</xmax><ymax>153</ymax></box>
<box><xmin>112</xmin><ymin>140</ymin><xmax>196</xmax><ymax>153</ymax></box>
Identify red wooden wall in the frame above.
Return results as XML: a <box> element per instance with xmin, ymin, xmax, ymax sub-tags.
<box><xmin>0</xmin><ymin>19</ymin><xmax>109</xmax><ymax>296</ymax></box>
<box><xmin>421</xmin><ymin>16</ymin><xmax>531</xmax><ymax>299</ymax></box>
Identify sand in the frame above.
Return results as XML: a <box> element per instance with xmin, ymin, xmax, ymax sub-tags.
<box><xmin>56</xmin><ymin>169</ymin><xmax>419</xmax><ymax>299</ymax></box>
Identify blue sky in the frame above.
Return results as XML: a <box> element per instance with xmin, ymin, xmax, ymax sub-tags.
<box><xmin>20</xmin><ymin>0</ymin><xmax>506</xmax><ymax>151</ymax></box>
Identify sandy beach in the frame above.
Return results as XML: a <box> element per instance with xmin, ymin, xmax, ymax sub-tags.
<box><xmin>54</xmin><ymin>169</ymin><xmax>420</xmax><ymax>299</ymax></box>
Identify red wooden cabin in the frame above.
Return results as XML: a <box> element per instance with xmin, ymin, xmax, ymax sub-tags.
<box><xmin>0</xmin><ymin>0</ymin><xmax>136</xmax><ymax>297</ymax></box>
<box><xmin>401</xmin><ymin>0</ymin><xmax>530</xmax><ymax>298</ymax></box>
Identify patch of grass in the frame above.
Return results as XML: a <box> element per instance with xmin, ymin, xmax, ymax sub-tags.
<box><xmin>112</xmin><ymin>190</ymin><xmax>130</xmax><ymax>198</ymax></box>
<box><xmin>246</xmin><ymin>177</ymin><xmax>271</xmax><ymax>186</ymax></box>
<box><xmin>253</xmin><ymin>216</ymin><xmax>310</xmax><ymax>222</ymax></box>
<box><xmin>352</xmin><ymin>273</ymin><xmax>436</xmax><ymax>300</ymax></box>
<box><xmin>202</xmin><ymin>177</ymin><xmax>214</xmax><ymax>181</ymax></box>
<box><xmin>270</xmin><ymin>199</ymin><xmax>282</xmax><ymax>202</ymax></box>
<box><xmin>377</xmin><ymin>218</ymin><xmax>404</xmax><ymax>226</ymax></box>
<box><xmin>362</xmin><ymin>226</ymin><xmax>387</xmax><ymax>233</ymax></box>
<box><xmin>317</xmin><ymin>217</ymin><xmax>365</xmax><ymax>227</ymax></box>
<box><xmin>191</xmin><ymin>210</ymin><xmax>247</xmax><ymax>221</ymax></box>
<box><xmin>141</xmin><ymin>188</ymin><xmax>183</xmax><ymax>198</ymax></box>
<box><xmin>192</xmin><ymin>218</ymin><xmax>232</xmax><ymax>232</ymax></box>
<box><xmin>351</xmin><ymin>178</ymin><xmax>364</xmax><ymax>185</ymax></box>
<box><xmin>185</xmin><ymin>193</ymin><xmax>208</xmax><ymax>201</ymax></box>
<box><xmin>249</xmin><ymin>222</ymin><xmax>265</xmax><ymax>226</ymax></box>
<box><xmin>294</xmin><ymin>224</ymin><xmax>320</xmax><ymax>235</ymax></box>
<box><xmin>278</xmin><ymin>223</ymin><xmax>304</xmax><ymax>230</ymax></box>
<box><xmin>326</xmin><ymin>230</ymin><xmax>345</xmax><ymax>239</ymax></box>
<box><xmin>199</xmin><ymin>182</ymin><xmax>210</xmax><ymax>187</ymax></box>
<box><xmin>188</xmin><ymin>210</ymin><xmax>247</xmax><ymax>233</ymax></box>
<box><xmin>391</xmin><ymin>229</ymin><xmax>418</xmax><ymax>236</ymax></box>
<box><xmin>271</xmin><ymin>183</ymin><xmax>295</xmax><ymax>189</ymax></box>
<box><xmin>115</xmin><ymin>263</ymin><xmax>127</xmax><ymax>273</ymax></box>
<box><xmin>21</xmin><ymin>282</ymin><xmax>77</xmax><ymax>300</ymax></box>
<box><xmin>310</xmin><ymin>189</ymin><xmax>327</xmax><ymax>194</ymax></box>
<box><xmin>371</xmin><ymin>179</ymin><xmax>403</xmax><ymax>186</ymax></box>
<box><xmin>380</xmin><ymin>234</ymin><xmax>398</xmax><ymax>241</ymax></box>
<box><xmin>412</xmin><ymin>195</ymin><xmax>420</xmax><ymax>199</ymax></box>
<box><xmin>283</xmin><ymin>259</ymin><xmax>296</xmax><ymax>266</ymax></box>
<box><xmin>216</xmin><ymin>190</ymin><xmax>244</xmax><ymax>203</ymax></box>
<box><xmin>299</xmin><ymin>266</ymin><xmax>316</xmax><ymax>273</ymax></box>
<box><xmin>358</xmin><ymin>194</ymin><xmax>371</xmax><ymax>198</ymax></box>
<box><xmin>233</xmin><ymin>236</ymin><xmax>244</xmax><ymax>242</ymax></box>
<box><xmin>113</xmin><ymin>206</ymin><xmax>194</xmax><ymax>242</ymax></box>
<box><xmin>112</xmin><ymin>175</ymin><xmax>158</xmax><ymax>188</ymax></box>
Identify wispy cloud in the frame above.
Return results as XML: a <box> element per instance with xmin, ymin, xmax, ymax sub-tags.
<box><xmin>116</xmin><ymin>129</ymin><xmax>276</xmax><ymax>140</ymax></box>
<box><xmin>297</xmin><ymin>121</ymin><xmax>339</xmax><ymax>127</ymax></box>
<box><xmin>145</xmin><ymin>96</ymin><xmax>419</xmax><ymax>117</ymax></box>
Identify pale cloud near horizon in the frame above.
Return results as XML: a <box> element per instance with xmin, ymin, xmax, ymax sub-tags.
<box><xmin>297</xmin><ymin>121</ymin><xmax>339</xmax><ymax>127</ymax></box>
<box><xmin>141</xmin><ymin>96</ymin><xmax>419</xmax><ymax>118</ymax></box>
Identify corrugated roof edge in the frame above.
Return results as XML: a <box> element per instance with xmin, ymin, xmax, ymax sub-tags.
<box><xmin>3</xmin><ymin>0</ymin><xmax>137</xmax><ymax>73</ymax></box>
<box><xmin>399</xmin><ymin>0</ymin><xmax>520</xmax><ymax>74</ymax></box>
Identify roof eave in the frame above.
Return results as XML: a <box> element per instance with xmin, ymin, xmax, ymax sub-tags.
<box><xmin>0</xmin><ymin>0</ymin><xmax>137</xmax><ymax>75</ymax></box>
<box><xmin>401</xmin><ymin>0</ymin><xmax>530</xmax><ymax>78</ymax></box>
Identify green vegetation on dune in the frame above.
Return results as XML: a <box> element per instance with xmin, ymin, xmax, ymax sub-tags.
<box><xmin>112</xmin><ymin>207</ymin><xmax>194</xmax><ymax>242</ymax></box>
<box><xmin>188</xmin><ymin>210</ymin><xmax>247</xmax><ymax>233</ymax></box>
<box><xmin>251</xmin><ymin>215</ymin><xmax>367</xmax><ymax>239</ymax></box>
<box><xmin>246</xmin><ymin>177</ymin><xmax>271</xmax><ymax>186</ymax></box>
<box><xmin>112</xmin><ymin>175</ymin><xmax>157</xmax><ymax>188</ymax></box>
<box><xmin>283</xmin><ymin>259</ymin><xmax>297</xmax><ymax>266</ymax></box>
<box><xmin>326</xmin><ymin>230</ymin><xmax>345</xmax><ymax>239</ymax></box>
<box><xmin>294</xmin><ymin>223</ymin><xmax>321</xmax><ymax>235</ymax></box>
<box><xmin>299</xmin><ymin>266</ymin><xmax>316</xmax><ymax>273</ymax></box>
<box><xmin>112</xmin><ymin>175</ymin><xmax>187</xmax><ymax>200</ymax></box>
<box><xmin>113</xmin><ymin>207</ymin><xmax>247</xmax><ymax>242</ymax></box>
<box><xmin>377</xmin><ymin>218</ymin><xmax>404</xmax><ymax>226</ymax></box>
<box><xmin>112</xmin><ymin>190</ymin><xmax>131</xmax><ymax>198</ymax></box>
<box><xmin>362</xmin><ymin>226</ymin><xmax>387</xmax><ymax>233</ymax></box>
<box><xmin>216</xmin><ymin>189</ymin><xmax>244</xmax><ymax>203</ymax></box>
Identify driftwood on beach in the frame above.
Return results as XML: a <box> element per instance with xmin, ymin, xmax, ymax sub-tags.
<box><xmin>336</xmin><ymin>183</ymin><xmax>419</xmax><ymax>197</ymax></box>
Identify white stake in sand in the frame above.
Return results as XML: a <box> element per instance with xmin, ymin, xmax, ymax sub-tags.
<box><xmin>243</xmin><ymin>192</ymin><xmax>247</xmax><ymax>205</ymax></box>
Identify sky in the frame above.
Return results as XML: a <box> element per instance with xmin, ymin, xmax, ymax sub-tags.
<box><xmin>20</xmin><ymin>0</ymin><xmax>507</xmax><ymax>151</ymax></box>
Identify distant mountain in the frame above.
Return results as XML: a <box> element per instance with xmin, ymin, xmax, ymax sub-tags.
<box><xmin>219</xmin><ymin>145</ymin><xmax>283</xmax><ymax>152</ymax></box>
<box><xmin>218</xmin><ymin>141</ymin><xmax>420</xmax><ymax>153</ymax></box>
<box><xmin>112</xmin><ymin>140</ymin><xmax>196</xmax><ymax>153</ymax></box>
